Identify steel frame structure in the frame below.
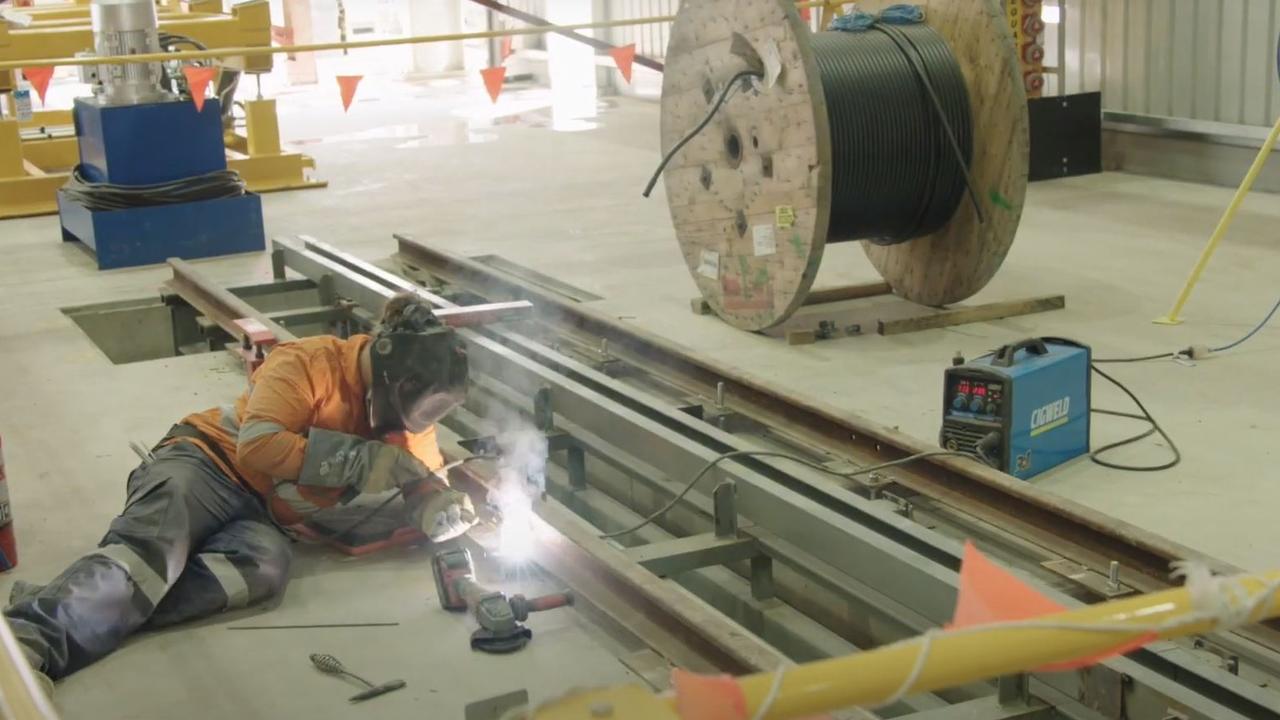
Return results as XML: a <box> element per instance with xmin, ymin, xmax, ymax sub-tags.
<box><xmin>0</xmin><ymin>0</ymin><xmax>323</xmax><ymax>221</ymax></box>
<box><xmin>150</xmin><ymin>235</ymin><xmax>1280</xmax><ymax>719</ymax></box>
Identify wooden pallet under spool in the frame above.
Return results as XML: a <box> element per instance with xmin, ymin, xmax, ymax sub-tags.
<box><xmin>691</xmin><ymin>281</ymin><xmax>1066</xmax><ymax>345</ymax></box>
<box><xmin>662</xmin><ymin>0</ymin><xmax>1051</xmax><ymax>335</ymax></box>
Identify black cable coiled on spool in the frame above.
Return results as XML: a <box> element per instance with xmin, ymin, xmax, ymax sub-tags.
<box><xmin>812</xmin><ymin>24</ymin><xmax>973</xmax><ymax>245</ymax></box>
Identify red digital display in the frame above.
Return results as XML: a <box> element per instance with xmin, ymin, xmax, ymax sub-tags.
<box><xmin>956</xmin><ymin>380</ymin><xmax>970</xmax><ymax>393</ymax></box>
<box><xmin>973</xmin><ymin>386</ymin><xmax>987</xmax><ymax>397</ymax></box>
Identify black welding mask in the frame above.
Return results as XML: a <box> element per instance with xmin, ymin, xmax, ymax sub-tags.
<box><xmin>367</xmin><ymin>306</ymin><xmax>468</xmax><ymax>435</ymax></box>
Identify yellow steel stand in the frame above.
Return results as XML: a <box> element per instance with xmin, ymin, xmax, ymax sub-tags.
<box><xmin>225</xmin><ymin>97</ymin><xmax>326</xmax><ymax>194</ymax></box>
<box><xmin>0</xmin><ymin>1</ymin><xmax>272</xmax><ymax>91</ymax></box>
<box><xmin>533</xmin><ymin>569</ymin><xmax>1280</xmax><ymax>720</ymax></box>
<box><xmin>0</xmin><ymin>0</ymin><xmax>323</xmax><ymax>220</ymax></box>
<box><xmin>0</xmin><ymin>119</ymin><xmax>67</xmax><ymax>218</ymax></box>
<box><xmin>1155</xmin><ymin>113</ymin><xmax>1280</xmax><ymax>325</ymax></box>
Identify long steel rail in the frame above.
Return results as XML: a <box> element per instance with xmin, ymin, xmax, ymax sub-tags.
<box><xmin>390</xmin><ymin>233</ymin><xmax>1280</xmax><ymax>681</ymax></box>
<box><xmin>160</xmin><ymin>238</ymin><xmax>1280</xmax><ymax>719</ymax></box>
<box><xmin>390</xmin><ymin>233</ymin><xmax>1229</xmax><ymax>588</ymax></box>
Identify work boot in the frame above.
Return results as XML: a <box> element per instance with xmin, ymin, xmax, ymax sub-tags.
<box><xmin>8</xmin><ymin>579</ymin><xmax>44</xmax><ymax>606</ymax></box>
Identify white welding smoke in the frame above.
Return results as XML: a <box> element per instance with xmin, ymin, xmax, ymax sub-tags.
<box><xmin>490</xmin><ymin>415</ymin><xmax>549</xmax><ymax>562</ymax></box>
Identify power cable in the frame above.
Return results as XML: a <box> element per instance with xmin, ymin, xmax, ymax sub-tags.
<box><xmin>1211</xmin><ymin>294</ymin><xmax>1280</xmax><ymax>352</ymax></box>
<box><xmin>641</xmin><ymin>69</ymin><xmax>761</xmax><ymax>198</ymax></box>
<box><xmin>1095</xmin><ymin>293</ymin><xmax>1280</xmax><ymax>363</ymax></box>
<box><xmin>62</xmin><ymin>166</ymin><xmax>246</xmax><ymax>211</ymax></box>
<box><xmin>600</xmin><ymin>447</ymin><xmax>980</xmax><ymax>540</ymax></box>
<box><xmin>1089</xmin><ymin>364</ymin><xmax>1181</xmax><ymax>472</ymax></box>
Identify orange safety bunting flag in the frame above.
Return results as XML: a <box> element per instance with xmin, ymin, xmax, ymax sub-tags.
<box><xmin>336</xmin><ymin>75</ymin><xmax>363</xmax><ymax>112</ymax></box>
<box><xmin>671</xmin><ymin>669</ymin><xmax>748</xmax><ymax>720</ymax></box>
<box><xmin>609</xmin><ymin>44</ymin><xmax>637</xmax><ymax>84</ymax></box>
<box><xmin>182</xmin><ymin>66</ymin><xmax>219</xmax><ymax>112</ymax></box>
<box><xmin>950</xmin><ymin>541</ymin><xmax>1157</xmax><ymax>671</ymax></box>
<box><xmin>480</xmin><ymin>66</ymin><xmax>506</xmax><ymax>103</ymax></box>
<box><xmin>21</xmin><ymin>66</ymin><xmax>54</xmax><ymax>106</ymax></box>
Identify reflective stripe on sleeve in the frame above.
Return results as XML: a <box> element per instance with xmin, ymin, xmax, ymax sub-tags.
<box><xmin>273</xmin><ymin>483</ymin><xmax>321</xmax><ymax>515</ymax></box>
<box><xmin>238</xmin><ymin>420</ymin><xmax>286</xmax><ymax>446</ymax></box>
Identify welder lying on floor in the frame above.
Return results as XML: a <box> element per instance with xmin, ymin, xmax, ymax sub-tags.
<box><xmin>5</xmin><ymin>292</ymin><xmax>474</xmax><ymax>684</ymax></box>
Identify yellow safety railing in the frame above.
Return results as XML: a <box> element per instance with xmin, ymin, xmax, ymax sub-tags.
<box><xmin>0</xmin><ymin>617</ymin><xmax>57</xmax><ymax>720</ymax></box>
<box><xmin>1155</xmin><ymin>113</ymin><xmax>1280</xmax><ymax>325</ymax></box>
<box><xmin>533</xmin><ymin>568</ymin><xmax>1280</xmax><ymax>719</ymax></box>
<box><xmin>0</xmin><ymin>1</ymin><xmax>853</xmax><ymax>72</ymax></box>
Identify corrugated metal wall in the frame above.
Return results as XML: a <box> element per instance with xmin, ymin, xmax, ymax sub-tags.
<box><xmin>602</xmin><ymin>1</ymin><xmax>1278</xmax><ymax>127</ymax></box>
<box><xmin>601</xmin><ymin>0</ymin><xmax>822</xmax><ymax>58</ymax></box>
<box><xmin>1059</xmin><ymin>0</ymin><xmax>1280</xmax><ymax>126</ymax></box>
<box><xmin>605</xmin><ymin>0</ymin><xmax>677</xmax><ymax>59</ymax></box>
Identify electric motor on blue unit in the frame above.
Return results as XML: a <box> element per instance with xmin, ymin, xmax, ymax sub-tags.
<box><xmin>940</xmin><ymin>338</ymin><xmax>1091</xmax><ymax>479</ymax></box>
<box><xmin>58</xmin><ymin>0</ymin><xmax>265</xmax><ymax>269</ymax></box>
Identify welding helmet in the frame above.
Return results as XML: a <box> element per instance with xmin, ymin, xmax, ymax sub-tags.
<box><xmin>367</xmin><ymin>300</ymin><xmax>468</xmax><ymax>435</ymax></box>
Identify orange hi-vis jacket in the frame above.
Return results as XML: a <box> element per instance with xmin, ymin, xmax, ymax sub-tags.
<box><xmin>175</xmin><ymin>334</ymin><xmax>444</xmax><ymax>526</ymax></box>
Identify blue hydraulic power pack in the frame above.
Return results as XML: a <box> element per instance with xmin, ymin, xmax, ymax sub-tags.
<box><xmin>940</xmin><ymin>338</ymin><xmax>1091</xmax><ymax>479</ymax></box>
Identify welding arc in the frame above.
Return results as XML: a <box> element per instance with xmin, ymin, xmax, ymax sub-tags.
<box><xmin>599</xmin><ymin>448</ymin><xmax>976</xmax><ymax>539</ymax></box>
<box><xmin>813</xmin><ymin>24</ymin><xmax>978</xmax><ymax>244</ymax></box>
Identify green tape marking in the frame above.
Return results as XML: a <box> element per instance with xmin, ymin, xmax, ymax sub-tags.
<box><xmin>989</xmin><ymin>188</ymin><xmax>1016</xmax><ymax>212</ymax></box>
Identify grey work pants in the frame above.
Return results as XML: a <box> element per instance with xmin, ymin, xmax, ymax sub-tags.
<box><xmin>4</xmin><ymin>442</ymin><xmax>292</xmax><ymax>679</ymax></box>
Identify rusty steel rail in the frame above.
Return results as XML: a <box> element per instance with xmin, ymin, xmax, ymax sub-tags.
<box><xmin>165</xmin><ymin>258</ymin><xmax>297</xmax><ymax>343</ymax></box>
<box><xmin>391</xmin><ymin>234</ymin><xmax>1231</xmax><ymax>590</ymax></box>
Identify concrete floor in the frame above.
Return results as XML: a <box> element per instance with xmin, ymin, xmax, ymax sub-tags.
<box><xmin>2</xmin><ymin>75</ymin><xmax>1279</xmax><ymax>715</ymax></box>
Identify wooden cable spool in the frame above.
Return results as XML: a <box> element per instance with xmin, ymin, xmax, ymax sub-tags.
<box><xmin>659</xmin><ymin>0</ymin><xmax>1030</xmax><ymax>331</ymax></box>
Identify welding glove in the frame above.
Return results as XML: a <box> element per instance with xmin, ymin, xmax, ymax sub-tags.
<box><xmin>300</xmin><ymin>428</ymin><xmax>431</xmax><ymax>493</ymax></box>
<box><xmin>416</xmin><ymin>489</ymin><xmax>478</xmax><ymax>542</ymax></box>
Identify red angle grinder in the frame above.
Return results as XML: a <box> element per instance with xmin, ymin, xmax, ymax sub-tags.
<box><xmin>431</xmin><ymin>547</ymin><xmax>574</xmax><ymax>653</ymax></box>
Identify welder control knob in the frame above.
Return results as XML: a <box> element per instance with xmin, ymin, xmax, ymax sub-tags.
<box><xmin>986</xmin><ymin>403</ymin><xmax>997</xmax><ymax>415</ymax></box>
<box><xmin>969</xmin><ymin>397</ymin><xmax>985</xmax><ymax>413</ymax></box>
<box><xmin>952</xmin><ymin>395</ymin><xmax>968</xmax><ymax>410</ymax></box>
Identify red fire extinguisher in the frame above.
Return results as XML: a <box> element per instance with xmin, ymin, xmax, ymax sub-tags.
<box><xmin>0</xmin><ymin>434</ymin><xmax>16</xmax><ymax>570</ymax></box>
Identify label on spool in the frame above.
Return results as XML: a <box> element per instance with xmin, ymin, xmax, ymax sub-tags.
<box><xmin>697</xmin><ymin>250</ymin><xmax>720</xmax><ymax>279</ymax></box>
<box><xmin>774</xmin><ymin>205</ymin><xmax>796</xmax><ymax>228</ymax></box>
<box><xmin>752</xmin><ymin>225</ymin><xmax>776</xmax><ymax>256</ymax></box>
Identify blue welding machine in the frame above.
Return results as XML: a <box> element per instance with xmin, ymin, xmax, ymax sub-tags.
<box><xmin>940</xmin><ymin>338</ymin><xmax>1091</xmax><ymax>479</ymax></box>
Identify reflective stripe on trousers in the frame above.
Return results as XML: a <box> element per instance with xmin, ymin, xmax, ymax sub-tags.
<box><xmin>3</xmin><ymin>443</ymin><xmax>292</xmax><ymax>679</ymax></box>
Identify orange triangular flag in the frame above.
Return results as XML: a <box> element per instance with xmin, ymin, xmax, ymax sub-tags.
<box><xmin>21</xmin><ymin>66</ymin><xmax>54</xmax><ymax>106</ymax></box>
<box><xmin>609</xmin><ymin>44</ymin><xmax>637</xmax><ymax>84</ymax></box>
<box><xmin>480</xmin><ymin>66</ymin><xmax>506</xmax><ymax>103</ymax></box>
<box><xmin>182</xmin><ymin>66</ymin><xmax>219</xmax><ymax>112</ymax></box>
<box><xmin>671</xmin><ymin>669</ymin><xmax>748</xmax><ymax>720</ymax></box>
<box><xmin>798</xmin><ymin>4</ymin><xmax>812</xmax><ymax>22</ymax></box>
<box><xmin>950</xmin><ymin>541</ymin><xmax>1156</xmax><ymax>670</ymax></box>
<box><xmin>500</xmin><ymin>35</ymin><xmax>514</xmax><ymax>61</ymax></box>
<box><xmin>336</xmin><ymin>74</ymin><xmax>363</xmax><ymax>112</ymax></box>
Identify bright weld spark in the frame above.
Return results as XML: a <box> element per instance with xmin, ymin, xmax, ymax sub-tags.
<box><xmin>495</xmin><ymin>467</ymin><xmax>535</xmax><ymax>563</ymax></box>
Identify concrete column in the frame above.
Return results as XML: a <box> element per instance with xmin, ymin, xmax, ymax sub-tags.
<box><xmin>408</xmin><ymin>0</ymin><xmax>463</xmax><ymax>74</ymax></box>
<box><xmin>545</xmin><ymin>0</ymin><xmax>598</xmax><ymax>128</ymax></box>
